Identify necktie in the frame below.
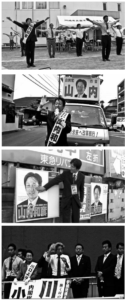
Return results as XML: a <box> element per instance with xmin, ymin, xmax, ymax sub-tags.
<box><xmin>106</xmin><ymin>23</ymin><xmax>108</xmax><ymax>30</ymax></box>
<box><xmin>57</xmin><ymin>256</ymin><xmax>61</xmax><ymax>277</ymax></box>
<box><xmin>9</xmin><ymin>257</ymin><xmax>13</xmax><ymax>271</ymax></box>
<box><xmin>77</xmin><ymin>255</ymin><xmax>81</xmax><ymax>265</ymax></box>
<box><xmin>51</xmin><ymin>28</ymin><xmax>53</xmax><ymax>38</ymax></box>
<box><xmin>115</xmin><ymin>256</ymin><xmax>122</xmax><ymax>279</ymax></box>
<box><xmin>103</xmin><ymin>254</ymin><xmax>107</xmax><ymax>263</ymax></box>
<box><xmin>73</xmin><ymin>174</ymin><xmax>76</xmax><ymax>183</ymax></box>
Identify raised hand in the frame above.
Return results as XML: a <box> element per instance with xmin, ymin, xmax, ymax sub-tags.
<box><xmin>6</xmin><ymin>17</ymin><xmax>12</xmax><ymax>22</ymax></box>
<box><xmin>45</xmin><ymin>17</ymin><xmax>50</xmax><ymax>21</ymax></box>
<box><xmin>35</xmin><ymin>186</ymin><xmax>45</xmax><ymax>192</ymax></box>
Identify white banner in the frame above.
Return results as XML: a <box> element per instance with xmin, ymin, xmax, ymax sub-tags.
<box><xmin>63</xmin><ymin>75</ymin><xmax>100</xmax><ymax>100</ymax></box>
<box><xmin>91</xmin><ymin>183</ymin><xmax>108</xmax><ymax>216</ymax></box>
<box><xmin>9</xmin><ymin>278</ymin><xmax>71</xmax><ymax>299</ymax></box>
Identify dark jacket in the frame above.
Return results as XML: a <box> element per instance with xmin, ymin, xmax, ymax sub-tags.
<box><xmin>37</xmin><ymin>256</ymin><xmax>52</xmax><ymax>278</ymax></box>
<box><xmin>70</xmin><ymin>254</ymin><xmax>91</xmax><ymax>278</ymax></box>
<box><xmin>95</xmin><ymin>253</ymin><xmax>116</xmax><ymax>287</ymax></box>
<box><xmin>17</xmin><ymin>262</ymin><xmax>37</xmax><ymax>280</ymax></box>
<box><xmin>17</xmin><ymin>196</ymin><xmax>47</xmax><ymax>207</ymax></box>
<box><xmin>45</xmin><ymin>111</ymin><xmax>71</xmax><ymax>146</ymax></box>
<box><xmin>44</xmin><ymin>170</ymin><xmax>84</xmax><ymax>208</ymax></box>
<box><xmin>74</xmin><ymin>93</ymin><xmax>87</xmax><ymax>98</ymax></box>
<box><xmin>13</xmin><ymin>20</ymin><xmax>45</xmax><ymax>42</ymax></box>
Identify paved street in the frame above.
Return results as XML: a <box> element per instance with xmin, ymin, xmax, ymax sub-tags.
<box><xmin>2</xmin><ymin>45</ymin><xmax>125</xmax><ymax>69</ymax></box>
<box><xmin>2</xmin><ymin>125</ymin><xmax>125</xmax><ymax>146</ymax></box>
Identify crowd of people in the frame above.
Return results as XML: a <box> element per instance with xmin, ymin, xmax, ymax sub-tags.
<box><xmin>3</xmin><ymin>15</ymin><xmax>124</xmax><ymax>67</ymax></box>
<box><xmin>2</xmin><ymin>241</ymin><xmax>124</xmax><ymax>298</ymax></box>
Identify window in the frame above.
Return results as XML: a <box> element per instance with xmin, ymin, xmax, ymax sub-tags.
<box><xmin>103</xmin><ymin>2</ymin><xmax>107</xmax><ymax>10</ymax></box>
<box><xmin>22</xmin><ymin>2</ymin><xmax>33</xmax><ymax>9</ymax></box>
<box><xmin>15</xmin><ymin>2</ymin><xmax>20</xmax><ymax>9</ymax></box>
<box><xmin>121</xmin><ymin>207</ymin><xmax>124</xmax><ymax>211</ymax></box>
<box><xmin>118</xmin><ymin>3</ymin><xmax>121</xmax><ymax>11</ymax></box>
<box><xmin>121</xmin><ymin>198</ymin><xmax>124</xmax><ymax>202</ymax></box>
<box><xmin>110</xmin><ymin>209</ymin><xmax>113</xmax><ymax>213</ymax></box>
<box><xmin>49</xmin><ymin>2</ymin><xmax>60</xmax><ymax>9</ymax></box>
<box><xmin>36</xmin><ymin>2</ymin><xmax>47</xmax><ymax>9</ymax></box>
<box><xmin>110</xmin><ymin>199</ymin><xmax>114</xmax><ymax>203</ymax></box>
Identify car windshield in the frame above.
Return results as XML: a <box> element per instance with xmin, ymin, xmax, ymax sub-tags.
<box><xmin>65</xmin><ymin>105</ymin><xmax>107</xmax><ymax>128</ymax></box>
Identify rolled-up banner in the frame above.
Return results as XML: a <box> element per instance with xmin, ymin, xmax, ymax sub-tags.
<box><xmin>23</xmin><ymin>22</ymin><xmax>35</xmax><ymax>44</ymax></box>
<box><xmin>47</xmin><ymin>111</ymin><xmax>69</xmax><ymax>146</ymax></box>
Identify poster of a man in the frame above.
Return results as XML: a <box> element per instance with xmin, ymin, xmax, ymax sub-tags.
<box><xmin>16</xmin><ymin>169</ymin><xmax>48</xmax><ymax>222</ymax></box>
<box><xmin>74</xmin><ymin>79</ymin><xmax>87</xmax><ymax>98</ymax></box>
<box><xmin>91</xmin><ymin>183</ymin><xmax>108</xmax><ymax>216</ymax></box>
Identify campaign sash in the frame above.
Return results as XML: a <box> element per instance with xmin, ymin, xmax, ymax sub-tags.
<box><xmin>23</xmin><ymin>23</ymin><xmax>35</xmax><ymax>44</ymax></box>
<box><xmin>47</xmin><ymin>111</ymin><xmax>69</xmax><ymax>146</ymax></box>
<box><xmin>23</xmin><ymin>262</ymin><xmax>37</xmax><ymax>281</ymax></box>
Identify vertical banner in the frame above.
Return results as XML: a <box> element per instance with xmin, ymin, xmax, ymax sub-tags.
<box><xmin>16</xmin><ymin>168</ymin><xmax>59</xmax><ymax>222</ymax></box>
<box><xmin>80</xmin><ymin>183</ymin><xmax>91</xmax><ymax>220</ymax></box>
<box><xmin>91</xmin><ymin>183</ymin><xmax>108</xmax><ymax>216</ymax></box>
<box><xmin>9</xmin><ymin>279</ymin><xmax>72</xmax><ymax>299</ymax></box>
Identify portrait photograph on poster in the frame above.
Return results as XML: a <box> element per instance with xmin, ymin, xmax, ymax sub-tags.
<box><xmin>15</xmin><ymin>168</ymin><xmax>59</xmax><ymax>222</ymax></box>
<box><xmin>91</xmin><ymin>183</ymin><xmax>108</xmax><ymax>216</ymax></box>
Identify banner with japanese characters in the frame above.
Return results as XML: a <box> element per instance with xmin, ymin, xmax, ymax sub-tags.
<box><xmin>91</xmin><ymin>183</ymin><xmax>108</xmax><ymax>216</ymax></box>
<box><xmin>9</xmin><ymin>278</ymin><xmax>72</xmax><ymax>299</ymax></box>
<box><xmin>80</xmin><ymin>183</ymin><xmax>91</xmax><ymax>220</ymax></box>
<box><xmin>16</xmin><ymin>168</ymin><xmax>59</xmax><ymax>222</ymax></box>
<box><xmin>63</xmin><ymin>75</ymin><xmax>100</xmax><ymax>100</ymax></box>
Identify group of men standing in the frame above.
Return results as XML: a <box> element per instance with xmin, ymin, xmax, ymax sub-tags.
<box><xmin>2</xmin><ymin>241</ymin><xmax>124</xmax><ymax>298</ymax></box>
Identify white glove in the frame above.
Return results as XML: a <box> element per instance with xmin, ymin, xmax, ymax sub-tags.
<box><xmin>61</xmin><ymin>121</ymin><xmax>66</xmax><ymax>128</ymax></box>
<box><xmin>24</xmin><ymin>278</ymin><xmax>30</xmax><ymax>285</ymax></box>
<box><xmin>13</xmin><ymin>278</ymin><xmax>18</xmax><ymax>285</ymax></box>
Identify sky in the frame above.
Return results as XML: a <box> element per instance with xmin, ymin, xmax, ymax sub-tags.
<box><xmin>14</xmin><ymin>71</ymin><xmax>124</xmax><ymax>105</ymax></box>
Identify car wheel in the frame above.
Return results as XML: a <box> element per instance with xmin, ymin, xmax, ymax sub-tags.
<box><xmin>33</xmin><ymin>121</ymin><xmax>36</xmax><ymax>125</ymax></box>
<box><xmin>121</xmin><ymin>125</ymin><xmax>124</xmax><ymax>131</ymax></box>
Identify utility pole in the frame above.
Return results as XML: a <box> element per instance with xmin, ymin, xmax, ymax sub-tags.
<box><xmin>58</xmin><ymin>75</ymin><xmax>61</xmax><ymax>96</ymax></box>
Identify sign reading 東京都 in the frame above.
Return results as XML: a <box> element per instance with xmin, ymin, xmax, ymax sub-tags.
<box><xmin>63</xmin><ymin>75</ymin><xmax>100</xmax><ymax>100</ymax></box>
<box><xmin>16</xmin><ymin>168</ymin><xmax>59</xmax><ymax>222</ymax></box>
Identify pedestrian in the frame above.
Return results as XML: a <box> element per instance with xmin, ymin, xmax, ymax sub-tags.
<box><xmin>114</xmin><ymin>242</ymin><xmax>124</xmax><ymax>295</ymax></box>
<box><xmin>37</xmin><ymin>243</ymin><xmax>56</xmax><ymax>278</ymax></box>
<box><xmin>68</xmin><ymin>25</ymin><xmax>94</xmax><ymax>56</ymax></box>
<box><xmin>45</xmin><ymin>96</ymin><xmax>71</xmax><ymax>146</ymax></box>
<box><xmin>36</xmin><ymin>158</ymin><xmax>84</xmax><ymax>223</ymax></box>
<box><xmin>45</xmin><ymin>242</ymin><xmax>71</xmax><ymax>278</ymax></box>
<box><xmin>14</xmin><ymin>250</ymin><xmax>37</xmax><ymax>285</ymax></box>
<box><xmin>38</xmin><ymin>23</ymin><xmax>64</xmax><ymax>58</ymax></box>
<box><xmin>86</xmin><ymin>16</ymin><xmax>120</xmax><ymax>61</ymax></box>
<box><xmin>6</xmin><ymin>16</ymin><xmax>49</xmax><ymax>67</ymax></box>
<box><xmin>2</xmin><ymin>243</ymin><xmax>23</xmax><ymax>299</ymax></box>
<box><xmin>70</xmin><ymin>243</ymin><xmax>91</xmax><ymax>298</ymax></box>
<box><xmin>111</xmin><ymin>23</ymin><xmax>123</xmax><ymax>55</ymax></box>
<box><xmin>95</xmin><ymin>240</ymin><xmax>116</xmax><ymax>297</ymax></box>
<box><xmin>3</xmin><ymin>32</ymin><xmax>18</xmax><ymax>50</ymax></box>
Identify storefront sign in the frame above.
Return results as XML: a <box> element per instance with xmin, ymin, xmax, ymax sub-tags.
<box><xmin>80</xmin><ymin>183</ymin><xmax>91</xmax><ymax>220</ymax></box>
<box><xmin>80</xmin><ymin>149</ymin><xmax>104</xmax><ymax>175</ymax></box>
<box><xmin>63</xmin><ymin>75</ymin><xmax>100</xmax><ymax>100</ymax></box>
<box><xmin>16</xmin><ymin>168</ymin><xmax>59</xmax><ymax>222</ymax></box>
<box><xmin>10</xmin><ymin>278</ymin><xmax>71</xmax><ymax>299</ymax></box>
<box><xmin>91</xmin><ymin>183</ymin><xmax>108</xmax><ymax>216</ymax></box>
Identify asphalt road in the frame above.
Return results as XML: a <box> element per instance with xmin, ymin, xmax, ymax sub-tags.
<box><xmin>2</xmin><ymin>125</ymin><xmax>125</xmax><ymax>146</ymax></box>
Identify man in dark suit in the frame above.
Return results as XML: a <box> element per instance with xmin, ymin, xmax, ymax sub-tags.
<box><xmin>45</xmin><ymin>96</ymin><xmax>71</xmax><ymax>146</ymax></box>
<box><xmin>37</xmin><ymin>243</ymin><xmax>56</xmax><ymax>278</ymax></box>
<box><xmin>17</xmin><ymin>172</ymin><xmax>47</xmax><ymax>220</ymax></box>
<box><xmin>36</xmin><ymin>158</ymin><xmax>84</xmax><ymax>223</ymax></box>
<box><xmin>70</xmin><ymin>243</ymin><xmax>91</xmax><ymax>298</ymax></box>
<box><xmin>95</xmin><ymin>240</ymin><xmax>116</xmax><ymax>297</ymax></box>
<box><xmin>74</xmin><ymin>79</ymin><xmax>87</xmax><ymax>98</ymax></box>
<box><xmin>114</xmin><ymin>242</ymin><xmax>124</xmax><ymax>295</ymax></box>
<box><xmin>6</xmin><ymin>16</ymin><xmax>49</xmax><ymax>67</ymax></box>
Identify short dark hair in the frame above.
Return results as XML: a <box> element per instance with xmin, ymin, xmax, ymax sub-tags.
<box><xmin>75</xmin><ymin>243</ymin><xmax>84</xmax><ymax>250</ymax></box>
<box><xmin>24</xmin><ymin>172</ymin><xmax>42</xmax><ymax>186</ymax></box>
<box><xmin>76</xmin><ymin>79</ymin><xmax>87</xmax><ymax>89</ymax></box>
<box><xmin>116</xmin><ymin>242</ymin><xmax>124</xmax><ymax>249</ymax></box>
<box><xmin>25</xmin><ymin>250</ymin><xmax>34</xmax><ymax>256</ymax></box>
<box><xmin>55</xmin><ymin>96</ymin><xmax>65</xmax><ymax>107</ymax></box>
<box><xmin>8</xmin><ymin>243</ymin><xmax>16</xmax><ymax>251</ymax></box>
<box><xmin>94</xmin><ymin>185</ymin><xmax>101</xmax><ymax>195</ymax></box>
<box><xmin>55</xmin><ymin>243</ymin><xmax>64</xmax><ymax>251</ymax></box>
<box><xmin>70</xmin><ymin>158</ymin><xmax>82</xmax><ymax>170</ymax></box>
<box><xmin>26</xmin><ymin>18</ymin><xmax>32</xmax><ymax>23</ymax></box>
<box><xmin>103</xmin><ymin>15</ymin><xmax>108</xmax><ymax>21</ymax></box>
<box><xmin>77</xmin><ymin>23</ymin><xmax>81</xmax><ymax>28</ymax></box>
<box><xmin>18</xmin><ymin>248</ymin><xmax>26</xmax><ymax>257</ymax></box>
<box><xmin>102</xmin><ymin>240</ymin><xmax>112</xmax><ymax>248</ymax></box>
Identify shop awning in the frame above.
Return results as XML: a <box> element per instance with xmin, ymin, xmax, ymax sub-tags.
<box><xmin>57</xmin><ymin>15</ymin><xmax>116</xmax><ymax>28</ymax></box>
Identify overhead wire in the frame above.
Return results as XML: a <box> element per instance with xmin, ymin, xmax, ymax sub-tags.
<box><xmin>29</xmin><ymin>75</ymin><xmax>57</xmax><ymax>97</ymax></box>
<box><xmin>23</xmin><ymin>74</ymin><xmax>56</xmax><ymax>97</ymax></box>
<box><xmin>42</xmin><ymin>74</ymin><xmax>59</xmax><ymax>94</ymax></box>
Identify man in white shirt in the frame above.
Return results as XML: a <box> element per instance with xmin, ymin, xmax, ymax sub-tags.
<box><xmin>45</xmin><ymin>242</ymin><xmax>71</xmax><ymax>278</ymax></box>
<box><xmin>114</xmin><ymin>242</ymin><xmax>124</xmax><ymax>295</ymax></box>
<box><xmin>86</xmin><ymin>16</ymin><xmax>119</xmax><ymax>61</ymax></box>
<box><xmin>112</xmin><ymin>23</ymin><xmax>123</xmax><ymax>55</ymax></box>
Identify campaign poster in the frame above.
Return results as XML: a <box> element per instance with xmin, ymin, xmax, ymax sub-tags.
<box><xmin>16</xmin><ymin>168</ymin><xmax>59</xmax><ymax>222</ymax></box>
<box><xmin>91</xmin><ymin>183</ymin><xmax>108</xmax><ymax>216</ymax></box>
<box><xmin>9</xmin><ymin>278</ymin><xmax>72</xmax><ymax>299</ymax></box>
<box><xmin>63</xmin><ymin>75</ymin><xmax>99</xmax><ymax>100</ymax></box>
<box><xmin>80</xmin><ymin>183</ymin><xmax>91</xmax><ymax>220</ymax></box>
